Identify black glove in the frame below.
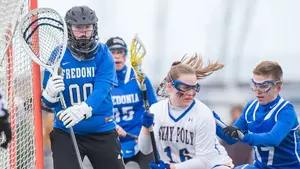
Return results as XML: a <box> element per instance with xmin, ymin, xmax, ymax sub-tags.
<box><xmin>223</xmin><ymin>126</ymin><xmax>244</xmax><ymax>140</ymax></box>
<box><xmin>0</xmin><ymin>108</ymin><xmax>12</xmax><ymax>149</ymax></box>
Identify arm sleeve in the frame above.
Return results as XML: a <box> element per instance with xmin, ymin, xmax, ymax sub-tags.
<box><xmin>144</xmin><ymin>76</ymin><xmax>157</xmax><ymax>106</ymax></box>
<box><xmin>85</xmin><ymin>45</ymin><xmax>118</xmax><ymax>112</ymax></box>
<box><xmin>242</xmin><ymin>106</ymin><xmax>297</xmax><ymax>146</ymax></box>
<box><xmin>138</xmin><ymin>127</ymin><xmax>153</xmax><ymax>155</ymax></box>
<box><xmin>174</xmin><ymin>112</ymin><xmax>216</xmax><ymax>169</ymax></box>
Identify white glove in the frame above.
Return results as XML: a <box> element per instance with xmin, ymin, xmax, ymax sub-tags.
<box><xmin>42</xmin><ymin>75</ymin><xmax>65</xmax><ymax>103</ymax></box>
<box><xmin>57</xmin><ymin>102</ymin><xmax>92</xmax><ymax>128</ymax></box>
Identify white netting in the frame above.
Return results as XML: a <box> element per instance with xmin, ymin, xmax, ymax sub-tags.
<box><xmin>0</xmin><ymin>0</ymin><xmax>37</xmax><ymax>168</ymax></box>
<box><xmin>20</xmin><ymin>8</ymin><xmax>67</xmax><ymax>71</ymax></box>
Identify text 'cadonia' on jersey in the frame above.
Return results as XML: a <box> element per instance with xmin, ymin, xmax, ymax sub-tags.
<box><xmin>159</xmin><ymin>126</ymin><xmax>194</xmax><ymax>146</ymax></box>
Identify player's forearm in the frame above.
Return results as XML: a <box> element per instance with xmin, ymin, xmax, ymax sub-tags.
<box><xmin>243</xmin><ymin>110</ymin><xmax>296</xmax><ymax>146</ymax></box>
<box><xmin>243</xmin><ymin>132</ymin><xmax>282</xmax><ymax>146</ymax></box>
<box><xmin>138</xmin><ymin>127</ymin><xmax>153</xmax><ymax>155</ymax></box>
<box><xmin>242</xmin><ymin>120</ymin><xmax>294</xmax><ymax>146</ymax></box>
<box><xmin>174</xmin><ymin>156</ymin><xmax>212</xmax><ymax>169</ymax></box>
<box><xmin>85</xmin><ymin>81</ymin><xmax>112</xmax><ymax>111</ymax></box>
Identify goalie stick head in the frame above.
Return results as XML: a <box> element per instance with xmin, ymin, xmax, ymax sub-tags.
<box><xmin>19</xmin><ymin>8</ymin><xmax>68</xmax><ymax>75</ymax></box>
<box><xmin>65</xmin><ymin>6</ymin><xmax>99</xmax><ymax>60</ymax></box>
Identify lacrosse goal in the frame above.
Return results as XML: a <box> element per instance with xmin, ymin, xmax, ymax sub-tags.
<box><xmin>0</xmin><ymin>0</ymin><xmax>43</xmax><ymax>168</ymax></box>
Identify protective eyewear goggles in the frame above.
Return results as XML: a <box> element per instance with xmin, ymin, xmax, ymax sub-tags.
<box><xmin>250</xmin><ymin>78</ymin><xmax>282</xmax><ymax>93</ymax></box>
<box><xmin>172</xmin><ymin>80</ymin><xmax>200</xmax><ymax>92</ymax></box>
<box><xmin>168</xmin><ymin>73</ymin><xmax>200</xmax><ymax>92</ymax></box>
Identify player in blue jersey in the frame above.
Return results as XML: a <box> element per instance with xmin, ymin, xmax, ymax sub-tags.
<box><xmin>215</xmin><ymin>61</ymin><xmax>300</xmax><ymax>169</ymax></box>
<box><xmin>42</xmin><ymin>6</ymin><xmax>125</xmax><ymax>169</ymax></box>
<box><xmin>0</xmin><ymin>91</ymin><xmax>11</xmax><ymax>149</ymax></box>
<box><xmin>106</xmin><ymin>36</ymin><xmax>157</xmax><ymax>169</ymax></box>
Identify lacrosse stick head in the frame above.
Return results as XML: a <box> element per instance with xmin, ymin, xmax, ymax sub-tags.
<box><xmin>130</xmin><ymin>34</ymin><xmax>147</xmax><ymax>83</ymax></box>
<box><xmin>156</xmin><ymin>76</ymin><xmax>170</xmax><ymax>98</ymax></box>
<box><xmin>19</xmin><ymin>8</ymin><xmax>68</xmax><ymax>75</ymax></box>
<box><xmin>156</xmin><ymin>55</ymin><xmax>199</xmax><ymax>98</ymax></box>
<box><xmin>156</xmin><ymin>57</ymin><xmax>188</xmax><ymax>98</ymax></box>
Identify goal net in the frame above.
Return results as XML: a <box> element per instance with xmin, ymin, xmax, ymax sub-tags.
<box><xmin>0</xmin><ymin>0</ymin><xmax>42</xmax><ymax>168</ymax></box>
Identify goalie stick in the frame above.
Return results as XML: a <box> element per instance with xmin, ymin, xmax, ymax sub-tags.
<box><xmin>130</xmin><ymin>34</ymin><xmax>160</xmax><ymax>164</ymax></box>
<box><xmin>19</xmin><ymin>8</ymin><xmax>84</xmax><ymax>169</ymax></box>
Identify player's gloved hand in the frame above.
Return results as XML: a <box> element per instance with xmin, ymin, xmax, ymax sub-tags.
<box><xmin>150</xmin><ymin>160</ymin><xmax>170</xmax><ymax>169</ymax></box>
<box><xmin>0</xmin><ymin>108</ymin><xmax>12</xmax><ymax>149</ymax></box>
<box><xmin>223</xmin><ymin>126</ymin><xmax>244</xmax><ymax>140</ymax></box>
<box><xmin>142</xmin><ymin>112</ymin><xmax>154</xmax><ymax>128</ymax></box>
<box><xmin>57</xmin><ymin>102</ymin><xmax>92</xmax><ymax>128</ymax></box>
<box><xmin>42</xmin><ymin>75</ymin><xmax>65</xmax><ymax>103</ymax></box>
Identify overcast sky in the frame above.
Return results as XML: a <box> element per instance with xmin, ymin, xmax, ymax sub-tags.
<box><xmin>38</xmin><ymin>0</ymin><xmax>300</xmax><ymax>85</ymax></box>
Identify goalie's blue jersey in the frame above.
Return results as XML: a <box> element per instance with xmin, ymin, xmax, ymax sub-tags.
<box><xmin>234</xmin><ymin>95</ymin><xmax>300</xmax><ymax>169</ymax></box>
<box><xmin>42</xmin><ymin>43</ymin><xmax>118</xmax><ymax>135</ymax></box>
<box><xmin>111</xmin><ymin>65</ymin><xmax>157</xmax><ymax>158</ymax></box>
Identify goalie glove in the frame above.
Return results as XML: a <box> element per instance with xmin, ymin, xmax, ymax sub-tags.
<box><xmin>57</xmin><ymin>102</ymin><xmax>92</xmax><ymax>128</ymax></box>
<box><xmin>42</xmin><ymin>75</ymin><xmax>65</xmax><ymax>103</ymax></box>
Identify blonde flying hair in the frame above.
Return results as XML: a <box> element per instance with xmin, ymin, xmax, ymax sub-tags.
<box><xmin>156</xmin><ymin>53</ymin><xmax>224</xmax><ymax>98</ymax></box>
<box><xmin>167</xmin><ymin>53</ymin><xmax>224</xmax><ymax>82</ymax></box>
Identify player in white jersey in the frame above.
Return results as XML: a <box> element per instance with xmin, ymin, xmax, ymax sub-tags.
<box><xmin>138</xmin><ymin>54</ymin><xmax>233</xmax><ymax>169</ymax></box>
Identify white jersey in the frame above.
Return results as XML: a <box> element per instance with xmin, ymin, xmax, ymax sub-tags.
<box><xmin>139</xmin><ymin>99</ymin><xmax>232</xmax><ymax>169</ymax></box>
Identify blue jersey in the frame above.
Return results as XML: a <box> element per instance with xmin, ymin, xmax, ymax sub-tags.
<box><xmin>111</xmin><ymin>65</ymin><xmax>157</xmax><ymax>158</ymax></box>
<box><xmin>234</xmin><ymin>95</ymin><xmax>300</xmax><ymax>169</ymax></box>
<box><xmin>42</xmin><ymin>43</ymin><xmax>118</xmax><ymax>135</ymax></box>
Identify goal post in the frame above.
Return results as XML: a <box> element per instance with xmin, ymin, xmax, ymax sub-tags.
<box><xmin>0</xmin><ymin>0</ymin><xmax>43</xmax><ymax>168</ymax></box>
<box><xmin>31</xmin><ymin>0</ymin><xmax>44</xmax><ymax>168</ymax></box>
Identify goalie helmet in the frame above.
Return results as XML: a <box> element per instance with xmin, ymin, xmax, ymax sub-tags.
<box><xmin>106</xmin><ymin>37</ymin><xmax>128</xmax><ymax>56</ymax></box>
<box><xmin>65</xmin><ymin>6</ymin><xmax>99</xmax><ymax>60</ymax></box>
